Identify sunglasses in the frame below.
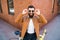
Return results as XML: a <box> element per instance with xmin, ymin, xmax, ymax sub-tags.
<box><xmin>28</xmin><ymin>10</ymin><xmax>34</xmax><ymax>12</ymax></box>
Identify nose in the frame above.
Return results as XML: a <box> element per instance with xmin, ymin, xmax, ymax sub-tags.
<box><xmin>31</xmin><ymin>11</ymin><xmax>32</xmax><ymax>13</ymax></box>
<box><xmin>30</xmin><ymin>13</ymin><xmax>32</xmax><ymax>15</ymax></box>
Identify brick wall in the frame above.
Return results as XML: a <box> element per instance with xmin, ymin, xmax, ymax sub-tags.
<box><xmin>0</xmin><ymin>0</ymin><xmax>58</xmax><ymax>30</ymax></box>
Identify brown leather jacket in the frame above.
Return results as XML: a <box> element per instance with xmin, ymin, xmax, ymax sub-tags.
<box><xmin>15</xmin><ymin>13</ymin><xmax>47</xmax><ymax>38</ymax></box>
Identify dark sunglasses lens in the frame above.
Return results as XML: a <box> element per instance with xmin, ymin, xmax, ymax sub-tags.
<box><xmin>32</xmin><ymin>10</ymin><xmax>34</xmax><ymax>12</ymax></box>
<box><xmin>29</xmin><ymin>10</ymin><xmax>31</xmax><ymax>12</ymax></box>
<box><xmin>29</xmin><ymin>10</ymin><xmax>34</xmax><ymax>12</ymax></box>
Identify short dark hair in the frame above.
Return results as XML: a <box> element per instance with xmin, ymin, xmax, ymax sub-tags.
<box><xmin>28</xmin><ymin>5</ymin><xmax>35</xmax><ymax>9</ymax></box>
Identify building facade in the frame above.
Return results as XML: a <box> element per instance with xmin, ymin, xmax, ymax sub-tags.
<box><xmin>0</xmin><ymin>0</ymin><xmax>58</xmax><ymax>30</ymax></box>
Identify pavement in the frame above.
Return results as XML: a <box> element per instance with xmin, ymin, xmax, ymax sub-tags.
<box><xmin>0</xmin><ymin>19</ymin><xmax>19</xmax><ymax>40</ymax></box>
<box><xmin>0</xmin><ymin>15</ymin><xmax>60</xmax><ymax>40</ymax></box>
<box><xmin>40</xmin><ymin>15</ymin><xmax>60</xmax><ymax>40</ymax></box>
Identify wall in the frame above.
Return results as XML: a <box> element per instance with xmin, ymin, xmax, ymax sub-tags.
<box><xmin>0</xmin><ymin>0</ymin><xmax>58</xmax><ymax>30</ymax></box>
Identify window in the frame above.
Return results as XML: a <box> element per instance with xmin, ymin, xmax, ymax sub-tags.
<box><xmin>7</xmin><ymin>0</ymin><xmax>14</xmax><ymax>15</ymax></box>
<box><xmin>58</xmin><ymin>0</ymin><xmax>60</xmax><ymax>5</ymax></box>
<box><xmin>0</xmin><ymin>0</ymin><xmax>2</xmax><ymax>13</ymax></box>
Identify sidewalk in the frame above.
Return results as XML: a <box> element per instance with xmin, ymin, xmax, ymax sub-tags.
<box><xmin>0</xmin><ymin>19</ymin><xmax>19</xmax><ymax>40</ymax></box>
<box><xmin>0</xmin><ymin>15</ymin><xmax>60</xmax><ymax>40</ymax></box>
<box><xmin>40</xmin><ymin>15</ymin><xmax>60</xmax><ymax>40</ymax></box>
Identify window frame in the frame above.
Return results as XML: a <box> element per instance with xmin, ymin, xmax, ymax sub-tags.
<box><xmin>7</xmin><ymin>0</ymin><xmax>14</xmax><ymax>15</ymax></box>
<box><xmin>0</xmin><ymin>0</ymin><xmax>2</xmax><ymax>13</ymax></box>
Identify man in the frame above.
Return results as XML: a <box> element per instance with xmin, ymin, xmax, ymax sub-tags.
<box><xmin>15</xmin><ymin>5</ymin><xmax>47</xmax><ymax>40</ymax></box>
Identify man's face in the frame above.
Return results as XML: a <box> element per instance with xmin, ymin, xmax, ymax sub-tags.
<box><xmin>28</xmin><ymin>8</ymin><xmax>35</xmax><ymax>18</ymax></box>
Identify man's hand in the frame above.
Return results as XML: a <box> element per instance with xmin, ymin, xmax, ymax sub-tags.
<box><xmin>35</xmin><ymin>9</ymin><xmax>40</xmax><ymax>15</ymax></box>
<box><xmin>22</xmin><ymin>9</ymin><xmax>27</xmax><ymax>14</ymax></box>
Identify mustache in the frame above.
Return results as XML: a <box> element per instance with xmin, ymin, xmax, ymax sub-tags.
<box><xmin>28</xmin><ymin>13</ymin><xmax>34</xmax><ymax>18</ymax></box>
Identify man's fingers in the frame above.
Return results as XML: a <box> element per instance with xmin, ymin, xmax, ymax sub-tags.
<box><xmin>35</xmin><ymin>9</ymin><xmax>40</xmax><ymax>12</ymax></box>
<box><xmin>35</xmin><ymin>9</ymin><xmax>40</xmax><ymax>15</ymax></box>
<box><xmin>24</xmin><ymin>9</ymin><xmax>27</xmax><ymax>12</ymax></box>
<box><xmin>22</xmin><ymin>9</ymin><xmax>27</xmax><ymax>14</ymax></box>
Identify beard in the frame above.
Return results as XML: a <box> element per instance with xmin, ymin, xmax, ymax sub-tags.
<box><xmin>28</xmin><ymin>13</ymin><xmax>34</xmax><ymax>18</ymax></box>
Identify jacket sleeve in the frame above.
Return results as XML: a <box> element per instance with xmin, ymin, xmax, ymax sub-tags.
<box><xmin>15</xmin><ymin>13</ymin><xmax>23</xmax><ymax>23</ymax></box>
<box><xmin>38</xmin><ymin>14</ymin><xmax>47</xmax><ymax>24</ymax></box>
